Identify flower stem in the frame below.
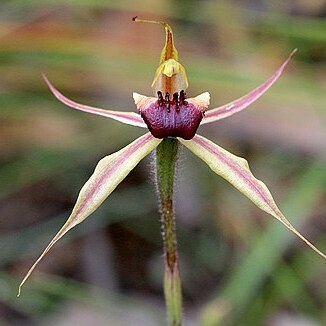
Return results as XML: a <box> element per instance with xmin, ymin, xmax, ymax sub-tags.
<box><xmin>156</xmin><ymin>137</ymin><xmax>182</xmax><ymax>326</ymax></box>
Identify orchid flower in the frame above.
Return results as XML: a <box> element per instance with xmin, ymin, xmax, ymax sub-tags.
<box><xmin>19</xmin><ymin>17</ymin><xmax>325</xmax><ymax>325</ymax></box>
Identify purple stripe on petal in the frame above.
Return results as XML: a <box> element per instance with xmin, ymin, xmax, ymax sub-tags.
<box><xmin>18</xmin><ymin>133</ymin><xmax>161</xmax><ymax>296</ymax></box>
<box><xmin>179</xmin><ymin>134</ymin><xmax>326</xmax><ymax>259</ymax></box>
<box><xmin>43</xmin><ymin>75</ymin><xmax>147</xmax><ymax>128</ymax></box>
<box><xmin>193</xmin><ymin>136</ymin><xmax>273</xmax><ymax>209</ymax></box>
<box><xmin>72</xmin><ymin>132</ymin><xmax>154</xmax><ymax>220</ymax></box>
<box><xmin>201</xmin><ymin>50</ymin><xmax>297</xmax><ymax>125</ymax></box>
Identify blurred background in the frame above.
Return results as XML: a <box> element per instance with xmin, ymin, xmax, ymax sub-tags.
<box><xmin>0</xmin><ymin>0</ymin><xmax>326</xmax><ymax>325</ymax></box>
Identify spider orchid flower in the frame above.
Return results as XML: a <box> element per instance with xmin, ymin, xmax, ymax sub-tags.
<box><xmin>19</xmin><ymin>17</ymin><xmax>325</xmax><ymax>324</ymax></box>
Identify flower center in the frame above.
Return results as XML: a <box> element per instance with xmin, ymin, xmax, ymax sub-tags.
<box><xmin>140</xmin><ymin>91</ymin><xmax>204</xmax><ymax>140</ymax></box>
<box><xmin>157</xmin><ymin>90</ymin><xmax>187</xmax><ymax>112</ymax></box>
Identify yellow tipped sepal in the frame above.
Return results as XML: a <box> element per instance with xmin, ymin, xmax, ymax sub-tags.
<box><xmin>133</xmin><ymin>17</ymin><xmax>188</xmax><ymax>95</ymax></box>
<box><xmin>133</xmin><ymin>17</ymin><xmax>178</xmax><ymax>63</ymax></box>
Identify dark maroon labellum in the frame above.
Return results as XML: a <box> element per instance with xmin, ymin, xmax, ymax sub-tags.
<box><xmin>140</xmin><ymin>91</ymin><xmax>204</xmax><ymax>140</ymax></box>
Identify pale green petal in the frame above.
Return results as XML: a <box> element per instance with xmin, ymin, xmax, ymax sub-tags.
<box><xmin>18</xmin><ymin>133</ymin><xmax>161</xmax><ymax>296</ymax></box>
<box><xmin>179</xmin><ymin>135</ymin><xmax>326</xmax><ymax>260</ymax></box>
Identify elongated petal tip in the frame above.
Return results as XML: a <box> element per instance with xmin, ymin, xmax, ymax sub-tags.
<box><xmin>179</xmin><ymin>135</ymin><xmax>326</xmax><ymax>260</ymax></box>
<box><xmin>43</xmin><ymin>75</ymin><xmax>147</xmax><ymax>128</ymax></box>
<box><xmin>17</xmin><ymin>133</ymin><xmax>162</xmax><ymax>295</ymax></box>
<box><xmin>202</xmin><ymin>49</ymin><xmax>297</xmax><ymax>124</ymax></box>
<box><xmin>291</xmin><ymin>48</ymin><xmax>298</xmax><ymax>56</ymax></box>
<box><xmin>286</xmin><ymin>48</ymin><xmax>298</xmax><ymax>63</ymax></box>
<box><xmin>42</xmin><ymin>73</ymin><xmax>51</xmax><ymax>88</ymax></box>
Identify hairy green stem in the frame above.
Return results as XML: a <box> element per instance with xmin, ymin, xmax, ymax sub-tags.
<box><xmin>156</xmin><ymin>138</ymin><xmax>182</xmax><ymax>326</ymax></box>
